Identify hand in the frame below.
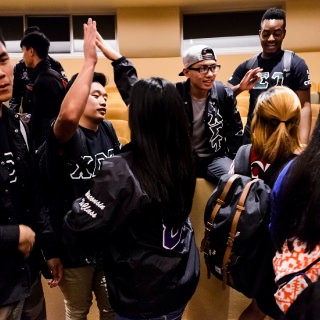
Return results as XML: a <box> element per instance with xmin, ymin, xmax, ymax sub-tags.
<box><xmin>18</xmin><ymin>225</ymin><xmax>35</xmax><ymax>258</ymax></box>
<box><xmin>83</xmin><ymin>18</ymin><xmax>98</xmax><ymax>65</ymax></box>
<box><xmin>46</xmin><ymin>258</ymin><xmax>63</xmax><ymax>288</ymax></box>
<box><xmin>239</xmin><ymin>67</ymin><xmax>263</xmax><ymax>92</ymax></box>
<box><xmin>96</xmin><ymin>31</ymin><xmax>122</xmax><ymax>61</ymax></box>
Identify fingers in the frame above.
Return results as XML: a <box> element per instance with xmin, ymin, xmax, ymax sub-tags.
<box><xmin>240</xmin><ymin>67</ymin><xmax>263</xmax><ymax>91</ymax></box>
<box><xmin>47</xmin><ymin>258</ymin><xmax>63</xmax><ymax>288</ymax></box>
<box><xmin>82</xmin><ymin>17</ymin><xmax>98</xmax><ymax>64</ymax></box>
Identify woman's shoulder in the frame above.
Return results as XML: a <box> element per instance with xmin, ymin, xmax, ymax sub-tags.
<box><xmin>272</xmin><ymin>159</ymin><xmax>296</xmax><ymax>194</ymax></box>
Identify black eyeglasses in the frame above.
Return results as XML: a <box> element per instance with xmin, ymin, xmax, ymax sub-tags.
<box><xmin>188</xmin><ymin>64</ymin><xmax>221</xmax><ymax>74</ymax></box>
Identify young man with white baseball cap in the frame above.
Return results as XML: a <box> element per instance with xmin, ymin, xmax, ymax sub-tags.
<box><xmin>96</xmin><ymin>41</ymin><xmax>243</xmax><ymax>183</ymax></box>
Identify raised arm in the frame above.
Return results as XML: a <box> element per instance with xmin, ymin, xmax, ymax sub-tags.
<box><xmin>96</xmin><ymin>32</ymin><xmax>138</xmax><ymax>105</ymax></box>
<box><xmin>53</xmin><ymin>18</ymin><xmax>98</xmax><ymax>144</ymax></box>
<box><xmin>96</xmin><ymin>32</ymin><xmax>122</xmax><ymax>62</ymax></box>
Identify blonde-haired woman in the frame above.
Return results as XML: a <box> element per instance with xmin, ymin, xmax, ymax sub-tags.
<box><xmin>231</xmin><ymin>85</ymin><xmax>303</xmax><ymax>319</ymax></box>
<box><xmin>251</xmin><ymin>85</ymin><xmax>302</xmax><ymax>165</ymax></box>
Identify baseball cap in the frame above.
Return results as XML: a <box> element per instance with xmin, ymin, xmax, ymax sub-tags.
<box><xmin>179</xmin><ymin>45</ymin><xmax>217</xmax><ymax>76</ymax></box>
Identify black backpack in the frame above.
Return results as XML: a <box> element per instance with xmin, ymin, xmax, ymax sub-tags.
<box><xmin>200</xmin><ymin>173</ymin><xmax>271</xmax><ymax>298</ymax></box>
<box><xmin>200</xmin><ymin>145</ymin><xmax>292</xmax><ymax>297</ymax></box>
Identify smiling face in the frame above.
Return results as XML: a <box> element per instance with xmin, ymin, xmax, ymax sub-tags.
<box><xmin>0</xmin><ymin>42</ymin><xmax>13</xmax><ymax>104</ymax></box>
<box><xmin>81</xmin><ymin>82</ymin><xmax>108</xmax><ymax>127</ymax></box>
<box><xmin>183</xmin><ymin>59</ymin><xmax>217</xmax><ymax>98</ymax></box>
<box><xmin>259</xmin><ymin>19</ymin><xmax>286</xmax><ymax>58</ymax></box>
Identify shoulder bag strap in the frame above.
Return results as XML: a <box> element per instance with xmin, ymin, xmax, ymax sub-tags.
<box><xmin>277</xmin><ymin>256</ymin><xmax>320</xmax><ymax>288</ymax></box>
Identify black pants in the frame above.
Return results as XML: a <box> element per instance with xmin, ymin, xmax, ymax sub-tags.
<box><xmin>196</xmin><ymin>155</ymin><xmax>233</xmax><ymax>184</ymax></box>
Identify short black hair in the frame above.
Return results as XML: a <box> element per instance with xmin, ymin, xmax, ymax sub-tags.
<box><xmin>65</xmin><ymin>72</ymin><xmax>107</xmax><ymax>94</ymax></box>
<box><xmin>24</xmin><ymin>26</ymin><xmax>41</xmax><ymax>35</ymax></box>
<box><xmin>261</xmin><ymin>7</ymin><xmax>286</xmax><ymax>29</ymax></box>
<box><xmin>20</xmin><ymin>31</ymin><xmax>50</xmax><ymax>59</ymax></box>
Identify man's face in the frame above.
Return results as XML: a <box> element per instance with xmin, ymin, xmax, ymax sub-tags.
<box><xmin>82</xmin><ymin>82</ymin><xmax>108</xmax><ymax>123</ymax></box>
<box><xmin>259</xmin><ymin>19</ymin><xmax>286</xmax><ymax>57</ymax></box>
<box><xmin>0</xmin><ymin>42</ymin><xmax>13</xmax><ymax>103</ymax></box>
<box><xmin>183</xmin><ymin>59</ymin><xmax>217</xmax><ymax>93</ymax></box>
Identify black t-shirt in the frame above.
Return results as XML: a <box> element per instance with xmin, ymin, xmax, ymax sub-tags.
<box><xmin>228</xmin><ymin>50</ymin><xmax>311</xmax><ymax>135</ymax></box>
<box><xmin>45</xmin><ymin>122</ymin><xmax>119</xmax><ymax>266</ymax></box>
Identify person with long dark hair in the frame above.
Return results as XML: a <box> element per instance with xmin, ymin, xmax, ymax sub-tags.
<box><xmin>270</xmin><ymin>112</ymin><xmax>320</xmax><ymax>314</ymax></box>
<box><xmin>271</xmin><ymin>114</ymin><xmax>320</xmax><ymax>252</ymax></box>
<box><xmin>62</xmin><ymin>41</ymin><xmax>199</xmax><ymax>320</ymax></box>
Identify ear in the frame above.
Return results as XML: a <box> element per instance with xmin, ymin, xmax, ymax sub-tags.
<box><xmin>183</xmin><ymin>68</ymin><xmax>190</xmax><ymax>78</ymax></box>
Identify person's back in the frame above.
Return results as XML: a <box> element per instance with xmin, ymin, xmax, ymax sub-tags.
<box><xmin>20</xmin><ymin>30</ymin><xmax>66</xmax><ymax>150</ymax></box>
<box><xmin>63</xmin><ymin>72</ymin><xmax>200</xmax><ymax>319</ymax></box>
<box><xmin>227</xmin><ymin>7</ymin><xmax>311</xmax><ymax>145</ymax></box>
<box><xmin>233</xmin><ymin>85</ymin><xmax>302</xmax><ymax>320</ymax></box>
<box><xmin>9</xmin><ymin>25</ymin><xmax>67</xmax><ymax>114</ymax></box>
<box><xmin>9</xmin><ymin>56</ymin><xmax>67</xmax><ymax>114</ymax></box>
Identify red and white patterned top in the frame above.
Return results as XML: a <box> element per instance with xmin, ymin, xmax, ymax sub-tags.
<box><xmin>273</xmin><ymin>239</ymin><xmax>320</xmax><ymax>313</ymax></box>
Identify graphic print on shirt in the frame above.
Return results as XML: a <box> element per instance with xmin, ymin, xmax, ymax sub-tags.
<box><xmin>251</xmin><ymin>160</ymin><xmax>270</xmax><ymax>179</ymax></box>
<box><xmin>22</xmin><ymin>69</ymin><xmax>29</xmax><ymax>81</ymax></box>
<box><xmin>162</xmin><ymin>224</ymin><xmax>182</xmax><ymax>250</ymax></box>
<box><xmin>304</xmin><ymin>70</ymin><xmax>312</xmax><ymax>86</ymax></box>
<box><xmin>208</xmin><ymin>107</ymin><xmax>223</xmax><ymax>152</ymax></box>
<box><xmin>70</xmin><ymin>149</ymin><xmax>114</xmax><ymax>180</ymax></box>
<box><xmin>254</xmin><ymin>71</ymin><xmax>285</xmax><ymax>90</ymax></box>
<box><xmin>2</xmin><ymin>152</ymin><xmax>17</xmax><ymax>184</ymax></box>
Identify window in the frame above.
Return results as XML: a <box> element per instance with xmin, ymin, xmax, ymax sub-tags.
<box><xmin>0</xmin><ymin>14</ymin><xmax>116</xmax><ymax>55</ymax></box>
<box><xmin>182</xmin><ymin>10</ymin><xmax>266</xmax><ymax>54</ymax></box>
<box><xmin>27</xmin><ymin>16</ymin><xmax>70</xmax><ymax>53</ymax></box>
<box><xmin>72</xmin><ymin>15</ymin><xmax>117</xmax><ymax>52</ymax></box>
<box><xmin>0</xmin><ymin>16</ymin><xmax>24</xmax><ymax>52</ymax></box>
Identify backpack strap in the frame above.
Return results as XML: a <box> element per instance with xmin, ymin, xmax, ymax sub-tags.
<box><xmin>246</xmin><ymin>54</ymin><xmax>259</xmax><ymax>70</ymax></box>
<box><xmin>233</xmin><ymin>144</ymin><xmax>252</xmax><ymax>176</ymax></box>
<box><xmin>201</xmin><ymin>174</ymin><xmax>240</xmax><ymax>279</ymax></box>
<box><xmin>283</xmin><ymin>50</ymin><xmax>294</xmax><ymax>84</ymax></box>
<box><xmin>246</xmin><ymin>50</ymin><xmax>293</xmax><ymax>83</ymax></box>
<box><xmin>222</xmin><ymin>178</ymin><xmax>259</xmax><ymax>288</ymax></box>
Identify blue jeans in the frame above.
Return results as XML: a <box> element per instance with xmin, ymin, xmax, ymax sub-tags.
<box><xmin>114</xmin><ymin>304</ymin><xmax>186</xmax><ymax>320</ymax></box>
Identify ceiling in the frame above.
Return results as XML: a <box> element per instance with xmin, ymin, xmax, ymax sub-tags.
<box><xmin>2</xmin><ymin>0</ymin><xmax>284</xmax><ymax>14</ymax></box>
